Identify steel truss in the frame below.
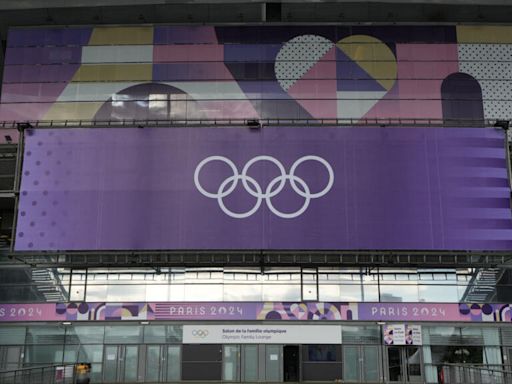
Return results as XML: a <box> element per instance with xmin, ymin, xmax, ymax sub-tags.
<box><xmin>3</xmin><ymin>117</ymin><xmax>510</xmax><ymax>129</ymax></box>
<box><xmin>2</xmin><ymin>250</ymin><xmax>512</xmax><ymax>269</ymax></box>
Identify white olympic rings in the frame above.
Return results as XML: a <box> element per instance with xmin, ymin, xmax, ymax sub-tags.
<box><xmin>194</xmin><ymin>155</ymin><xmax>334</xmax><ymax>219</ymax></box>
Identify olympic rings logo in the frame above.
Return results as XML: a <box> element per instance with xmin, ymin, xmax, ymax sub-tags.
<box><xmin>191</xmin><ymin>329</ymin><xmax>209</xmax><ymax>338</ymax></box>
<box><xmin>194</xmin><ymin>155</ymin><xmax>334</xmax><ymax>219</ymax></box>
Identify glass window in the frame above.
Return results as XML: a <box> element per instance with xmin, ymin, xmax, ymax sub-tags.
<box><xmin>66</xmin><ymin>326</ymin><xmax>105</xmax><ymax>344</ymax></box>
<box><xmin>26</xmin><ymin>326</ymin><xmax>65</xmax><ymax>344</ymax></box>
<box><xmin>85</xmin><ymin>285</ymin><xmax>107</xmax><ymax>301</ymax></box>
<box><xmin>423</xmin><ymin>326</ymin><xmax>458</xmax><ymax>345</ymax></box>
<box><xmin>64</xmin><ymin>345</ymin><xmax>103</xmax><ymax>363</ymax></box>
<box><xmin>380</xmin><ymin>284</ymin><xmax>419</xmax><ymax>302</ymax></box>
<box><xmin>167</xmin><ymin>325</ymin><xmax>182</xmax><ymax>343</ymax></box>
<box><xmin>342</xmin><ymin>326</ymin><xmax>380</xmax><ymax>344</ymax></box>
<box><xmin>262</xmin><ymin>284</ymin><xmax>300</xmax><ymax>301</ymax></box>
<box><xmin>104</xmin><ymin>326</ymin><xmax>142</xmax><ymax>344</ymax></box>
<box><xmin>106</xmin><ymin>285</ymin><xmax>146</xmax><ymax>301</ymax></box>
<box><xmin>0</xmin><ymin>327</ymin><xmax>26</xmax><ymax>344</ymax></box>
<box><xmin>24</xmin><ymin>345</ymin><xmax>63</xmax><ymax>363</ymax></box>
<box><xmin>224</xmin><ymin>284</ymin><xmax>262</xmax><ymax>301</ymax></box>
<box><xmin>184</xmin><ymin>284</ymin><xmax>223</xmax><ymax>301</ymax></box>
<box><xmin>144</xmin><ymin>326</ymin><xmax>166</xmax><ymax>344</ymax></box>
<box><xmin>430</xmin><ymin>345</ymin><xmax>483</xmax><ymax>364</ymax></box>
<box><xmin>145</xmin><ymin>285</ymin><xmax>170</xmax><ymax>301</ymax></box>
<box><xmin>419</xmin><ymin>285</ymin><xmax>458</xmax><ymax>302</ymax></box>
<box><xmin>305</xmin><ymin>345</ymin><xmax>337</xmax><ymax>361</ymax></box>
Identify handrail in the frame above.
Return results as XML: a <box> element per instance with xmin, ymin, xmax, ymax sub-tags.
<box><xmin>0</xmin><ymin>363</ymin><xmax>65</xmax><ymax>374</ymax></box>
<box><xmin>439</xmin><ymin>363</ymin><xmax>512</xmax><ymax>384</ymax></box>
<box><xmin>440</xmin><ymin>363</ymin><xmax>512</xmax><ymax>376</ymax></box>
<box><xmin>0</xmin><ymin>363</ymin><xmax>78</xmax><ymax>384</ymax></box>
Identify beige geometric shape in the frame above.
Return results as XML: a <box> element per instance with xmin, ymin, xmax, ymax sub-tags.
<box><xmin>457</xmin><ymin>26</ymin><xmax>512</xmax><ymax>44</ymax></box>
<box><xmin>71</xmin><ymin>64</ymin><xmax>152</xmax><ymax>82</ymax></box>
<box><xmin>337</xmin><ymin>35</ymin><xmax>397</xmax><ymax>91</ymax></box>
<box><xmin>88</xmin><ymin>27</ymin><xmax>153</xmax><ymax>45</ymax></box>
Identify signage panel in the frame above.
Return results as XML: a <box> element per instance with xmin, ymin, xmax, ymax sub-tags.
<box><xmin>0</xmin><ymin>302</ymin><xmax>510</xmax><ymax>323</ymax></box>
<box><xmin>383</xmin><ymin>324</ymin><xmax>422</xmax><ymax>345</ymax></box>
<box><xmin>183</xmin><ymin>324</ymin><xmax>342</xmax><ymax>344</ymax></box>
<box><xmin>14</xmin><ymin>126</ymin><xmax>512</xmax><ymax>251</ymax></box>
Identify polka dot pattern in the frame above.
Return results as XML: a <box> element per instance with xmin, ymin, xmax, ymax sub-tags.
<box><xmin>16</xmin><ymin>129</ymin><xmax>75</xmax><ymax>250</ymax></box>
<box><xmin>458</xmin><ymin>44</ymin><xmax>512</xmax><ymax>119</ymax></box>
<box><xmin>275</xmin><ymin>34</ymin><xmax>334</xmax><ymax>91</ymax></box>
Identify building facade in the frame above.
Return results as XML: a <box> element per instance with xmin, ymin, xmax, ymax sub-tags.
<box><xmin>0</xmin><ymin>4</ymin><xmax>512</xmax><ymax>384</ymax></box>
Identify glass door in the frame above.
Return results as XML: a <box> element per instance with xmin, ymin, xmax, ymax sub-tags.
<box><xmin>265</xmin><ymin>345</ymin><xmax>282</xmax><ymax>382</ymax></box>
<box><xmin>103</xmin><ymin>345</ymin><xmax>139</xmax><ymax>383</ymax></box>
<box><xmin>0</xmin><ymin>346</ymin><xmax>23</xmax><ymax>371</ymax></box>
<box><xmin>223</xmin><ymin>345</ymin><xmax>240</xmax><ymax>381</ymax></box>
<box><xmin>143</xmin><ymin>345</ymin><xmax>181</xmax><ymax>383</ymax></box>
<box><xmin>387</xmin><ymin>346</ymin><xmax>423</xmax><ymax>383</ymax></box>
<box><xmin>242</xmin><ymin>345</ymin><xmax>259</xmax><ymax>382</ymax></box>
<box><xmin>145</xmin><ymin>345</ymin><xmax>163</xmax><ymax>382</ymax></box>
<box><xmin>344</xmin><ymin>345</ymin><xmax>381</xmax><ymax>382</ymax></box>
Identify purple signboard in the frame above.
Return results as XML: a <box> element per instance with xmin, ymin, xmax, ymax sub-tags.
<box><xmin>14</xmin><ymin>126</ymin><xmax>512</xmax><ymax>251</ymax></box>
<box><xmin>1</xmin><ymin>302</ymin><xmax>511</xmax><ymax>323</ymax></box>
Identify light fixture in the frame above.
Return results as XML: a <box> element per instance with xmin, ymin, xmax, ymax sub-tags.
<box><xmin>62</xmin><ymin>321</ymin><xmax>72</xmax><ymax>326</ymax></box>
<box><xmin>494</xmin><ymin>120</ymin><xmax>509</xmax><ymax>131</ymax></box>
<box><xmin>246</xmin><ymin>119</ymin><xmax>261</xmax><ymax>130</ymax></box>
<box><xmin>16</xmin><ymin>122</ymin><xmax>33</xmax><ymax>131</ymax></box>
<box><xmin>140</xmin><ymin>321</ymin><xmax>150</xmax><ymax>325</ymax></box>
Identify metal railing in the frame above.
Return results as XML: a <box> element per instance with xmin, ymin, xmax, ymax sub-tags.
<box><xmin>0</xmin><ymin>364</ymin><xmax>76</xmax><ymax>384</ymax></box>
<box><xmin>440</xmin><ymin>364</ymin><xmax>512</xmax><ymax>384</ymax></box>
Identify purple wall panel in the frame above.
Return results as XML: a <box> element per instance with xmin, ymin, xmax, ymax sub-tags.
<box><xmin>5</xmin><ymin>47</ymin><xmax>83</xmax><ymax>65</ymax></box>
<box><xmin>1</xmin><ymin>83</ymin><xmax>70</xmax><ymax>103</ymax></box>
<box><xmin>3</xmin><ymin>65</ymin><xmax>80</xmax><ymax>83</ymax></box>
<box><xmin>14</xmin><ymin>126</ymin><xmax>512</xmax><ymax>252</ymax></box>
<box><xmin>154</xmin><ymin>26</ymin><xmax>218</xmax><ymax>44</ymax></box>
<box><xmin>7</xmin><ymin>28</ymin><xmax>91</xmax><ymax>47</ymax></box>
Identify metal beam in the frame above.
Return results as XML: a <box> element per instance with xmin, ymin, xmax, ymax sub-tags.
<box><xmin>2</xmin><ymin>250</ymin><xmax>512</xmax><ymax>268</ymax></box>
<box><xmin>0</xmin><ymin>0</ymin><xmax>511</xmax><ymax>10</ymax></box>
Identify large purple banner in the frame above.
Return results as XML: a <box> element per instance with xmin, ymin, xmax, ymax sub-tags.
<box><xmin>1</xmin><ymin>302</ymin><xmax>511</xmax><ymax>323</ymax></box>
<box><xmin>14</xmin><ymin>126</ymin><xmax>512</xmax><ymax>251</ymax></box>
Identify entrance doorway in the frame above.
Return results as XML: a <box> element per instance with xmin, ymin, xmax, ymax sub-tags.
<box><xmin>283</xmin><ymin>345</ymin><xmax>300</xmax><ymax>382</ymax></box>
<box><xmin>103</xmin><ymin>345</ymin><xmax>139</xmax><ymax>383</ymax></box>
<box><xmin>387</xmin><ymin>346</ymin><xmax>423</xmax><ymax>383</ymax></box>
<box><xmin>144</xmin><ymin>344</ymin><xmax>181</xmax><ymax>382</ymax></box>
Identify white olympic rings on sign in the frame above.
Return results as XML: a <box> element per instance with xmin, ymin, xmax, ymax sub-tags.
<box><xmin>194</xmin><ymin>155</ymin><xmax>334</xmax><ymax>219</ymax></box>
<box><xmin>191</xmin><ymin>329</ymin><xmax>209</xmax><ymax>337</ymax></box>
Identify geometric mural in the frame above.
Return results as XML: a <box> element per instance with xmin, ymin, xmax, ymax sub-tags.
<box><xmin>1</xmin><ymin>25</ymin><xmax>512</xmax><ymax>122</ymax></box>
<box><xmin>2</xmin><ymin>302</ymin><xmax>512</xmax><ymax>323</ymax></box>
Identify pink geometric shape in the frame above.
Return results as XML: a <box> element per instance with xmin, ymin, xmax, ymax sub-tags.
<box><xmin>194</xmin><ymin>100</ymin><xmax>259</xmax><ymax>119</ymax></box>
<box><xmin>0</xmin><ymin>103</ymin><xmax>55</xmax><ymax>122</ymax></box>
<box><xmin>287</xmin><ymin>46</ymin><xmax>337</xmax><ymax>119</ymax></box>
<box><xmin>364</xmin><ymin>44</ymin><xmax>459</xmax><ymax>119</ymax></box>
<box><xmin>154</xmin><ymin>44</ymin><xmax>225</xmax><ymax>63</ymax></box>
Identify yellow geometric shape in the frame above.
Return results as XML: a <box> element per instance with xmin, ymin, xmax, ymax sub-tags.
<box><xmin>457</xmin><ymin>25</ymin><xmax>512</xmax><ymax>44</ymax></box>
<box><xmin>43</xmin><ymin>102</ymin><xmax>104</xmax><ymax>120</ymax></box>
<box><xmin>336</xmin><ymin>35</ymin><xmax>397</xmax><ymax>91</ymax></box>
<box><xmin>71</xmin><ymin>64</ymin><xmax>152</xmax><ymax>82</ymax></box>
<box><xmin>88</xmin><ymin>27</ymin><xmax>153</xmax><ymax>45</ymax></box>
